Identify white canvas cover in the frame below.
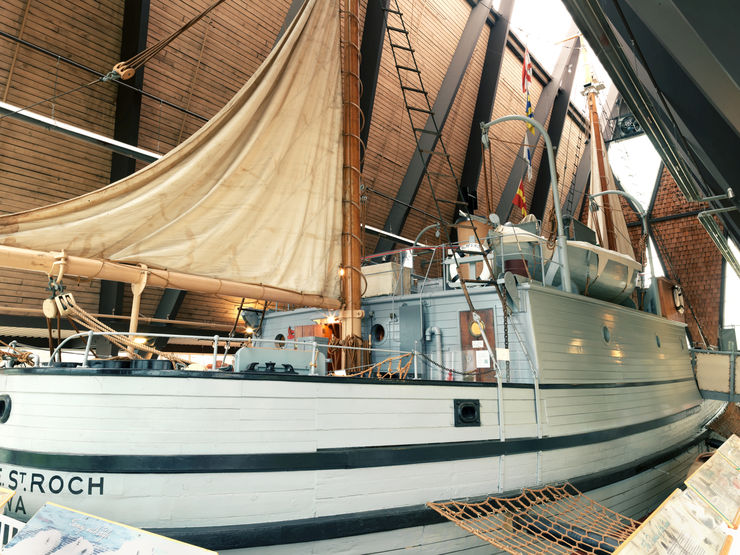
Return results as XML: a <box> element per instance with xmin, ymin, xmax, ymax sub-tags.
<box><xmin>587</xmin><ymin>116</ymin><xmax>636</xmax><ymax>259</ymax></box>
<box><xmin>0</xmin><ymin>0</ymin><xmax>343</xmax><ymax>300</ymax></box>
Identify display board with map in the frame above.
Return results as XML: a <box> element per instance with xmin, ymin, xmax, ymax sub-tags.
<box><xmin>2</xmin><ymin>502</ymin><xmax>216</xmax><ymax>554</ymax></box>
<box><xmin>615</xmin><ymin>434</ymin><xmax>740</xmax><ymax>554</ymax></box>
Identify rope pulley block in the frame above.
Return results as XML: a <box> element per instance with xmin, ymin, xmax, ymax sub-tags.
<box><xmin>112</xmin><ymin>62</ymin><xmax>135</xmax><ymax>81</ymax></box>
<box><xmin>43</xmin><ymin>271</ymin><xmax>67</xmax><ymax>319</ymax></box>
<box><xmin>52</xmin><ymin>293</ymin><xmax>77</xmax><ymax>318</ymax></box>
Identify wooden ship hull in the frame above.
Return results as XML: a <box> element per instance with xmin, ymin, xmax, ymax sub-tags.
<box><xmin>0</xmin><ymin>1</ymin><xmax>726</xmax><ymax>551</ymax></box>
<box><xmin>0</xmin><ymin>282</ymin><xmax>723</xmax><ymax>552</ymax></box>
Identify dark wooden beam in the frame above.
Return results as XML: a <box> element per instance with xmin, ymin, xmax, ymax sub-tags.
<box><xmin>374</xmin><ymin>0</ymin><xmax>492</xmax><ymax>254</ymax></box>
<box><xmin>494</xmin><ymin>28</ymin><xmax>578</xmax><ymax>222</ymax></box>
<box><xmin>529</xmin><ymin>36</ymin><xmax>581</xmax><ymax>220</ymax></box>
<box><xmin>359</xmin><ymin>0</ymin><xmax>390</xmax><ymax>160</ymax></box>
<box><xmin>98</xmin><ymin>280</ymin><xmax>124</xmax><ymax>317</ymax></box>
<box><xmin>150</xmin><ymin>289</ymin><xmax>187</xmax><ymax>351</ymax></box>
<box><xmin>99</xmin><ymin>0</ymin><xmax>150</xmax><ymax>344</ymax></box>
<box><xmin>459</xmin><ymin>0</ymin><xmax>515</xmax><ymax>212</ymax></box>
<box><xmin>110</xmin><ymin>0</ymin><xmax>149</xmax><ymax>182</ymax></box>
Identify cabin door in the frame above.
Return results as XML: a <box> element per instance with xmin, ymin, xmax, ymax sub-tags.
<box><xmin>459</xmin><ymin>309</ymin><xmax>496</xmax><ymax>383</ymax></box>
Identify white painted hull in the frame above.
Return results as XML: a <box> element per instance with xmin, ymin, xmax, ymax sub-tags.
<box><xmin>0</xmin><ymin>370</ymin><xmax>721</xmax><ymax>552</ymax></box>
<box><xmin>0</xmin><ymin>285</ymin><xmax>724</xmax><ymax>552</ymax></box>
<box><xmin>232</xmin><ymin>443</ymin><xmax>706</xmax><ymax>554</ymax></box>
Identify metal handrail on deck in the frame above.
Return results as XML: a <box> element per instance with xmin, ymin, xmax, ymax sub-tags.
<box><xmin>49</xmin><ymin>331</ymin><xmax>418</xmax><ymax>376</ymax></box>
<box><xmin>481</xmin><ymin>115</ymin><xmax>572</xmax><ymax>293</ymax></box>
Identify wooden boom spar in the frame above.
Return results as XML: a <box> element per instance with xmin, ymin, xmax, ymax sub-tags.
<box><xmin>0</xmin><ymin>245</ymin><xmax>342</xmax><ymax>310</ymax></box>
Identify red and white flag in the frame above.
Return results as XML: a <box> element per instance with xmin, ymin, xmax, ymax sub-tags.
<box><xmin>522</xmin><ymin>47</ymin><xmax>533</xmax><ymax>94</ymax></box>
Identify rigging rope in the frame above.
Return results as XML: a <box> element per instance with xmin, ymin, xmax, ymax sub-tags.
<box><xmin>0</xmin><ymin>29</ymin><xmax>209</xmax><ymax>121</ymax></box>
<box><xmin>0</xmin><ymin>77</ymin><xmax>103</xmax><ymax>123</ymax></box>
<box><xmin>338</xmin><ymin>352</ymin><xmax>413</xmax><ymax>379</ymax></box>
<box><xmin>47</xmin><ymin>292</ymin><xmax>188</xmax><ymax>365</ymax></box>
<box><xmin>176</xmin><ymin>17</ymin><xmax>213</xmax><ymax>144</ymax></box>
<box><xmin>2</xmin><ymin>0</ymin><xmax>32</xmax><ymax>102</ymax></box>
<box><xmin>113</xmin><ymin>0</ymin><xmax>228</xmax><ymax>80</ymax></box>
<box><xmin>0</xmin><ymin>339</ymin><xmax>34</xmax><ymax>366</ymax></box>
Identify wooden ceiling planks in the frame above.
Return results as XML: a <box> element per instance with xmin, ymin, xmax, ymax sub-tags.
<box><xmin>0</xmin><ymin>0</ymin><xmax>589</xmax><ymax>330</ymax></box>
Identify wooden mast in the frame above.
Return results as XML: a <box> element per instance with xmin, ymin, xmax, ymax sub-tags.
<box><xmin>586</xmin><ymin>88</ymin><xmax>617</xmax><ymax>251</ymax></box>
<box><xmin>340</xmin><ymin>0</ymin><xmax>364</xmax><ymax>337</ymax></box>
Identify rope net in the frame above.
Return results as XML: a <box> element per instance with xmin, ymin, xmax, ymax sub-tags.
<box><xmin>428</xmin><ymin>483</ymin><xmax>639</xmax><ymax>555</ymax></box>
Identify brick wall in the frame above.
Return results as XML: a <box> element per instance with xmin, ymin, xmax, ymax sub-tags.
<box><xmin>650</xmin><ymin>165</ymin><xmax>721</xmax><ymax>347</ymax></box>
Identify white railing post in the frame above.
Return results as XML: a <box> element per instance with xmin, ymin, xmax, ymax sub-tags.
<box><xmin>81</xmin><ymin>330</ymin><xmax>95</xmax><ymax>367</ymax></box>
<box><xmin>212</xmin><ymin>335</ymin><xmax>219</xmax><ymax>370</ymax></box>
<box><xmin>310</xmin><ymin>341</ymin><xmax>318</xmax><ymax>376</ymax></box>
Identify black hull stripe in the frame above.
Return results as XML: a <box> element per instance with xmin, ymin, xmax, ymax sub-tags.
<box><xmin>536</xmin><ymin>377</ymin><xmax>693</xmax><ymax>389</ymax></box>
<box><xmin>2</xmin><ymin>367</ymin><xmax>693</xmax><ymax>390</ymax></box>
<box><xmin>0</xmin><ymin>404</ymin><xmax>701</xmax><ymax>473</ymax></box>
<box><xmin>151</xmin><ymin>432</ymin><xmax>709</xmax><ymax>550</ymax></box>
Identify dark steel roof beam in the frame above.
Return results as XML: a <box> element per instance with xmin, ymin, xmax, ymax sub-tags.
<box><xmin>373</xmin><ymin>0</ymin><xmax>492</xmax><ymax>254</ymax></box>
<box><xmin>150</xmin><ymin>289</ymin><xmax>188</xmax><ymax>352</ymax></box>
<box><xmin>99</xmin><ymin>0</ymin><xmax>150</xmax><ymax>348</ymax></box>
<box><xmin>562</xmin><ymin>86</ymin><xmax>620</xmax><ymax>218</ymax></box>
<box><xmin>458</xmin><ymin>0</ymin><xmax>515</xmax><ymax>212</ymax></box>
<box><xmin>529</xmin><ymin>36</ymin><xmax>581</xmax><ymax>220</ymax></box>
<box><xmin>609</xmin><ymin>0</ymin><xmax>740</xmax><ymax>244</ymax></box>
<box><xmin>110</xmin><ymin>0</ymin><xmax>150</xmax><ymax>182</ymax></box>
<box><xmin>624</xmin><ymin>0</ymin><xmax>740</xmax><ymax>133</ymax></box>
<box><xmin>359</xmin><ymin>0</ymin><xmax>390</xmax><ymax>159</ymax></box>
<box><xmin>561</xmin><ymin>0</ymin><xmax>740</xmax><ymax>244</ymax></box>
<box><xmin>494</xmin><ymin>29</ymin><xmax>578</xmax><ymax>222</ymax></box>
<box><xmin>274</xmin><ymin>0</ymin><xmax>304</xmax><ymax>46</ymax></box>
<box><xmin>96</xmin><ymin>280</ymin><xmax>124</xmax><ymax>356</ymax></box>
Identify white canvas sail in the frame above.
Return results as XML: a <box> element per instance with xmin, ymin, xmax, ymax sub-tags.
<box><xmin>0</xmin><ymin>0</ymin><xmax>343</xmax><ymax>300</ymax></box>
<box><xmin>586</xmin><ymin>103</ymin><xmax>635</xmax><ymax>259</ymax></box>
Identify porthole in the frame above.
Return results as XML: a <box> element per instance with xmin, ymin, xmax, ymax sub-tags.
<box><xmin>0</xmin><ymin>395</ymin><xmax>11</xmax><ymax>424</ymax></box>
<box><xmin>274</xmin><ymin>333</ymin><xmax>286</xmax><ymax>349</ymax></box>
<box><xmin>454</xmin><ymin>399</ymin><xmax>481</xmax><ymax>427</ymax></box>
<box><xmin>371</xmin><ymin>324</ymin><xmax>385</xmax><ymax>343</ymax></box>
<box><xmin>656</xmin><ymin>335</ymin><xmax>661</xmax><ymax>348</ymax></box>
<box><xmin>602</xmin><ymin>326</ymin><xmax>611</xmax><ymax>343</ymax></box>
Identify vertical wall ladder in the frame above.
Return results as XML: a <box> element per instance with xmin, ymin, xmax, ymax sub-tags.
<box><xmin>383</xmin><ymin>0</ymin><xmax>465</xmax><ymax>224</ymax></box>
